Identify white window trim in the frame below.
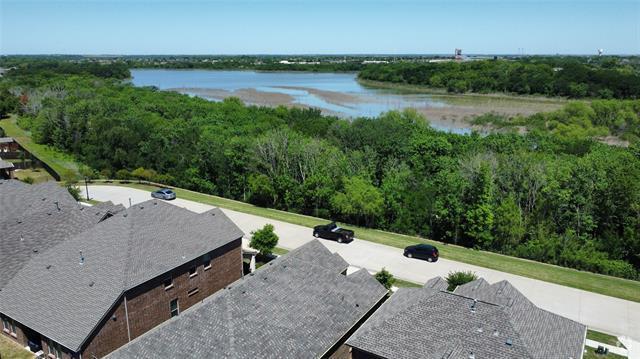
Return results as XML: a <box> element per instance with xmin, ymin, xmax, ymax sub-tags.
<box><xmin>187</xmin><ymin>288</ymin><xmax>200</xmax><ymax>297</ymax></box>
<box><xmin>203</xmin><ymin>261</ymin><xmax>212</xmax><ymax>271</ymax></box>
<box><xmin>189</xmin><ymin>266</ymin><xmax>198</xmax><ymax>278</ymax></box>
<box><xmin>164</xmin><ymin>277</ymin><xmax>174</xmax><ymax>290</ymax></box>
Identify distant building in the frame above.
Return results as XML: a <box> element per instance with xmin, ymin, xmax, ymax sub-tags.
<box><xmin>106</xmin><ymin>240</ymin><xmax>388</xmax><ymax>359</ymax></box>
<box><xmin>346</xmin><ymin>277</ymin><xmax>586</xmax><ymax>359</ymax></box>
<box><xmin>0</xmin><ymin>200</ymin><xmax>244</xmax><ymax>358</ymax></box>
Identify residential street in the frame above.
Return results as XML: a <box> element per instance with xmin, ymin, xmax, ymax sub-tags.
<box><xmin>83</xmin><ymin>185</ymin><xmax>640</xmax><ymax>343</ymax></box>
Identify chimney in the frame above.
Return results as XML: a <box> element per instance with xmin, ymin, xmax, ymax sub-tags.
<box><xmin>79</xmin><ymin>250</ymin><xmax>85</xmax><ymax>265</ymax></box>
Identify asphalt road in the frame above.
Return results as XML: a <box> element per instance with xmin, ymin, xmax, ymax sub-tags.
<box><xmin>83</xmin><ymin>185</ymin><xmax>640</xmax><ymax>343</ymax></box>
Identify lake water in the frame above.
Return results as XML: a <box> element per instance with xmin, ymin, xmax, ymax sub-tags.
<box><xmin>130</xmin><ymin>69</ymin><xmax>561</xmax><ymax>134</ymax></box>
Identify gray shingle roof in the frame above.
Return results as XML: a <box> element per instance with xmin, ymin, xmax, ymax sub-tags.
<box><xmin>106</xmin><ymin>240</ymin><xmax>388</xmax><ymax>359</ymax></box>
<box><xmin>0</xmin><ymin>180</ymin><xmax>77</xmax><ymax>223</ymax></box>
<box><xmin>346</xmin><ymin>277</ymin><xmax>586</xmax><ymax>359</ymax></box>
<box><xmin>0</xmin><ymin>137</ymin><xmax>15</xmax><ymax>144</ymax></box>
<box><xmin>0</xmin><ymin>200</ymin><xmax>243</xmax><ymax>352</ymax></box>
<box><xmin>0</xmin><ymin>201</ymin><xmax>122</xmax><ymax>290</ymax></box>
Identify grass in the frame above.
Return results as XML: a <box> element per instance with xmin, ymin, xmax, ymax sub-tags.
<box><xmin>13</xmin><ymin>168</ymin><xmax>54</xmax><ymax>183</ymax></box>
<box><xmin>93</xmin><ymin>181</ymin><xmax>640</xmax><ymax>303</ymax></box>
<box><xmin>0</xmin><ymin>115</ymin><xmax>81</xmax><ymax>178</ymax></box>
<box><xmin>587</xmin><ymin>330</ymin><xmax>626</xmax><ymax>348</ymax></box>
<box><xmin>583</xmin><ymin>346</ymin><xmax>627</xmax><ymax>359</ymax></box>
<box><xmin>0</xmin><ymin>335</ymin><xmax>32</xmax><ymax>359</ymax></box>
<box><xmin>393</xmin><ymin>278</ymin><xmax>423</xmax><ymax>288</ymax></box>
<box><xmin>272</xmin><ymin>247</ymin><xmax>289</xmax><ymax>256</ymax></box>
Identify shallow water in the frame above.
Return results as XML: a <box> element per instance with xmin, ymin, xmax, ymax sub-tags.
<box><xmin>131</xmin><ymin>69</ymin><xmax>560</xmax><ymax>134</ymax></box>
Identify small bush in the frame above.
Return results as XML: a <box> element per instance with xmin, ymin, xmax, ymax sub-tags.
<box><xmin>375</xmin><ymin>268</ymin><xmax>395</xmax><ymax>290</ymax></box>
<box><xmin>250</xmin><ymin>224</ymin><xmax>279</xmax><ymax>256</ymax></box>
<box><xmin>20</xmin><ymin>176</ymin><xmax>34</xmax><ymax>184</ymax></box>
<box><xmin>445</xmin><ymin>270</ymin><xmax>478</xmax><ymax>291</ymax></box>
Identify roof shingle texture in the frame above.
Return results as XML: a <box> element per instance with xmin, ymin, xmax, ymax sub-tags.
<box><xmin>0</xmin><ymin>200</ymin><xmax>243</xmax><ymax>352</ymax></box>
<box><xmin>106</xmin><ymin>240</ymin><xmax>387</xmax><ymax>359</ymax></box>
<box><xmin>346</xmin><ymin>277</ymin><xmax>586</xmax><ymax>359</ymax></box>
<box><xmin>0</xmin><ymin>200</ymin><xmax>123</xmax><ymax>289</ymax></box>
<box><xmin>0</xmin><ymin>180</ymin><xmax>78</xmax><ymax>223</ymax></box>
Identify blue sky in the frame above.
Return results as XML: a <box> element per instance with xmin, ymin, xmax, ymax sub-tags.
<box><xmin>1</xmin><ymin>0</ymin><xmax>638</xmax><ymax>55</ymax></box>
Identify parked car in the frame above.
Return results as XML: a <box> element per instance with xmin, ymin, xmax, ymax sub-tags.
<box><xmin>313</xmin><ymin>222</ymin><xmax>354</xmax><ymax>243</ymax></box>
<box><xmin>404</xmin><ymin>244</ymin><xmax>439</xmax><ymax>262</ymax></box>
<box><xmin>151</xmin><ymin>188</ymin><xmax>176</xmax><ymax>200</ymax></box>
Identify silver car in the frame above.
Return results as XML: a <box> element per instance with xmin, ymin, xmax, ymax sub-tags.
<box><xmin>151</xmin><ymin>188</ymin><xmax>176</xmax><ymax>200</ymax></box>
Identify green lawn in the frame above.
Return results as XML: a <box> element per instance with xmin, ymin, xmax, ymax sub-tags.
<box><xmin>13</xmin><ymin>168</ymin><xmax>55</xmax><ymax>183</ymax></box>
<box><xmin>393</xmin><ymin>278</ymin><xmax>423</xmax><ymax>288</ymax></box>
<box><xmin>95</xmin><ymin>181</ymin><xmax>640</xmax><ymax>303</ymax></box>
<box><xmin>0</xmin><ymin>335</ymin><xmax>32</xmax><ymax>359</ymax></box>
<box><xmin>583</xmin><ymin>346</ymin><xmax>627</xmax><ymax>359</ymax></box>
<box><xmin>587</xmin><ymin>330</ymin><xmax>626</xmax><ymax>348</ymax></box>
<box><xmin>0</xmin><ymin>115</ymin><xmax>81</xmax><ymax>178</ymax></box>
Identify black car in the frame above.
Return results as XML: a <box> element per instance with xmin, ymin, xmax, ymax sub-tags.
<box><xmin>404</xmin><ymin>244</ymin><xmax>439</xmax><ymax>262</ymax></box>
<box><xmin>313</xmin><ymin>222</ymin><xmax>354</xmax><ymax>243</ymax></box>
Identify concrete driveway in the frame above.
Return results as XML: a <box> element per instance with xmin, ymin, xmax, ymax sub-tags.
<box><xmin>83</xmin><ymin>185</ymin><xmax>640</xmax><ymax>342</ymax></box>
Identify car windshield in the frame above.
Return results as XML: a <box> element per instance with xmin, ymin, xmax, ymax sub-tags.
<box><xmin>163</xmin><ymin>190</ymin><xmax>173</xmax><ymax>194</ymax></box>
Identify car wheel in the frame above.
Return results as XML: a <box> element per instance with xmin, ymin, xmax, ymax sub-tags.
<box><xmin>313</xmin><ymin>232</ymin><xmax>319</xmax><ymax>238</ymax></box>
<box><xmin>407</xmin><ymin>253</ymin><xmax>412</xmax><ymax>258</ymax></box>
<box><xmin>427</xmin><ymin>257</ymin><xmax>433</xmax><ymax>262</ymax></box>
<box><xmin>338</xmin><ymin>237</ymin><xmax>343</xmax><ymax>243</ymax></box>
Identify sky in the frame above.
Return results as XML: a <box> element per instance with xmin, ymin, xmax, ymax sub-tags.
<box><xmin>1</xmin><ymin>0</ymin><xmax>639</xmax><ymax>55</ymax></box>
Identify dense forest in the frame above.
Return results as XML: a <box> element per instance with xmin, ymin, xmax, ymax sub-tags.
<box><xmin>1</xmin><ymin>63</ymin><xmax>639</xmax><ymax>280</ymax></box>
<box><xmin>359</xmin><ymin>58</ymin><xmax>640</xmax><ymax>99</ymax></box>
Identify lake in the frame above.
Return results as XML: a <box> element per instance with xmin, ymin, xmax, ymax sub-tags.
<box><xmin>131</xmin><ymin>69</ymin><xmax>563</xmax><ymax>134</ymax></box>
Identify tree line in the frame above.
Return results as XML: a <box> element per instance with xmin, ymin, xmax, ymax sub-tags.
<box><xmin>358</xmin><ymin>59</ymin><xmax>640</xmax><ymax>99</ymax></box>
<box><xmin>1</xmin><ymin>66</ymin><xmax>639</xmax><ymax>280</ymax></box>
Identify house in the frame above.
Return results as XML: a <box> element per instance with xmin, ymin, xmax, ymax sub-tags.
<box><xmin>0</xmin><ymin>182</ymin><xmax>124</xmax><ymax>289</ymax></box>
<box><xmin>0</xmin><ymin>180</ymin><xmax>78</xmax><ymax>222</ymax></box>
<box><xmin>0</xmin><ymin>157</ymin><xmax>14</xmax><ymax>178</ymax></box>
<box><xmin>346</xmin><ymin>277</ymin><xmax>586</xmax><ymax>359</ymax></box>
<box><xmin>0</xmin><ymin>200</ymin><xmax>244</xmax><ymax>358</ymax></box>
<box><xmin>0</xmin><ymin>137</ymin><xmax>20</xmax><ymax>154</ymax></box>
<box><xmin>106</xmin><ymin>240</ymin><xmax>388</xmax><ymax>359</ymax></box>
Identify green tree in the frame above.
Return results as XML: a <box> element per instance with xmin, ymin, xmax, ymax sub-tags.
<box><xmin>250</xmin><ymin>224</ymin><xmax>279</xmax><ymax>256</ymax></box>
<box><xmin>331</xmin><ymin>176</ymin><xmax>384</xmax><ymax>226</ymax></box>
<box><xmin>374</xmin><ymin>268</ymin><xmax>395</xmax><ymax>290</ymax></box>
<box><xmin>445</xmin><ymin>271</ymin><xmax>478</xmax><ymax>291</ymax></box>
<box><xmin>493</xmin><ymin>195</ymin><xmax>525</xmax><ymax>251</ymax></box>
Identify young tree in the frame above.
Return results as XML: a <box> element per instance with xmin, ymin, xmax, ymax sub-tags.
<box><xmin>250</xmin><ymin>224</ymin><xmax>279</xmax><ymax>256</ymax></box>
<box><xmin>445</xmin><ymin>271</ymin><xmax>478</xmax><ymax>291</ymax></box>
<box><xmin>375</xmin><ymin>268</ymin><xmax>395</xmax><ymax>290</ymax></box>
<box><xmin>331</xmin><ymin>176</ymin><xmax>383</xmax><ymax>227</ymax></box>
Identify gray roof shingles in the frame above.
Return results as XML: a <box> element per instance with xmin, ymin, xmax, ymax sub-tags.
<box><xmin>0</xmin><ymin>201</ymin><xmax>123</xmax><ymax>289</ymax></box>
<box><xmin>106</xmin><ymin>240</ymin><xmax>388</xmax><ymax>359</ymax></box>
<box><xmin>0</xmin><ymin>180</ymin><xmax>78</xmax><ymax>223</ymax></box>
<box><xmin>346</xmin><ymin>277</ymin><xmax>586</xmax><ymax>359</ymax></box>
<box><xmin>0</xmin><ymin>200</ymin><xmax>243</xmax><ymax>352</ymax></box>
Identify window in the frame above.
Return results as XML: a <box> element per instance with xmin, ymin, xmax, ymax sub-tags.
<box><xmin>170</xmin><ymin>299</ymin><xmax>179</xmax><ymax>317</ymax></box>
<box><xmin>163</xmin><ymin>276</ymin><xmax>173</xmax><ymax>290</ymax></box>
<box><xmin>46</xmin><ymin>338</ymin><xmax>62</xmax><ymax>359</ymax></box>
<box><xmin>189</xmin><ymin>266</ymin><xmax>197</xmax><ymax>278</ymax></box>
<box><xmin>203</xmin><ymin>254</ymin><xmax>211</xmax><ymax>271</ymax></box>
<box><xmin>187</xmin><ymin>287</ymin><xmax>199</xmax><ymax>297</ymax></box>
<box><xmin>2</xmin><ymin>317</ymin><xmax>16</xmax><ymax>336</ymax></box>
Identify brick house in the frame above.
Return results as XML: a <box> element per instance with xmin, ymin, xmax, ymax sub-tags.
<box><xmin>0</xmin><ymin>200</ymin><xmax>244</xmax><ymax>358</ymax></box>
<box><xmin>0</xmin><ymin>137</ymin><xmax>20</xmax><ymax>154</ymax></box>
<box><xmin>107</xmin><ymin>240</ymin><xmax>388</xmax><ymax>359</ymax></box>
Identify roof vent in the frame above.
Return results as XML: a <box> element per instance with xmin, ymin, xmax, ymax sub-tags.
<box><xmin>54</xmin><ymin>201</ymin><xmax>60</xmax><ymax>211</ymax></box>
<box><xmin>89</xmin><ymin>281</ymin><xmax>95</xmax><ymax>287</ymax></box>
<box><xmin>46</xmin><ymin>264</ymin><xmax>52</xmax><ymax>269</ymax></box>
<box><xmin>154</xmin><ymin>202</ymin><xmax>158</xmax><ymax>205</ymax></box>
<box><xmin>32</xmin><ymin>248</ymin><xmax>38</xmax><ymax>253</ymax></box>
<box><xmin>506</xmin><ymin>338</ymin><xmax>513</xmax><ymax>346</ymax></box>
<box><xmin>123</xmin><ymin>213</ymin><xmax>128</xmax><ymax>217</ymax></box>
<box><xmin>139</xmin><ymin>205</ymin><xmax>144</xmax><ymax>210</ymax></box>
<box><xmin>493</xmin><ymin>330</ymin><xmax>500</xmax><ymax>337</ymax></box>
<box><xmin>476</xmin><ymin>327</ymin><xmax>483</xmax><ymax>333</ymax></box>
<box><xmin>19</xmin><ymin>235</ymin><xmax>23</xmax><ymax>241</ymax></box>
<box><xmin>79</xmin><ymin>250</ymin><xmax>85</xmax><ymax>265</ymax></box>
<box><xmin>469</xmin><ymin>352</ymin><xmax>475</xmax><ymax>359</ymax></box>
<box><xmin>355</xmin><ymin>303</ymin><xmax>359</xmax><ymax>307</ymax></box>
<box><xmin>470</xmin><ymin>299</ymin><xmax>477</xmax><ymax>312</ymax></box>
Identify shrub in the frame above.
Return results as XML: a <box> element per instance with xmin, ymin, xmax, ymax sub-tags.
<box><xmin>445</xmin><ymin>270</ymin><xmax>478</xmax><ymax>291</ymax></box>
<box><xmin>115</xmin><ymin>169</ymin><xmax>130</xmax><ymax>181</ymax></box>
<box><xmin>250</xmin><ymin>224</ymin><xmax>279</xmax><ymax>256</ymax></box>
<box><xmin>375</xmin><ymin>268</ymin><xmax>395</xmax><ymax>290</ymax></box>
<box><xmin>20</xmin><ymin>176</ymin><xmax>34</xmax><ymax>184</ymax></box>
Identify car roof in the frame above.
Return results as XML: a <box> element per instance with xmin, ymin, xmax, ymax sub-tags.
<box><xmin>417</xmin><ymin>244</ymin><xmax>436</xmax><ymax>249</ymax></box>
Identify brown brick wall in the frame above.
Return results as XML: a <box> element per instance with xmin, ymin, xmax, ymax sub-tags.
<box><xmin>81</xmin><ymin>298</ymin><xmax>129</xmax><ymax>358</ymax></box>
<box><xmin>1</xmin><ymin>316</ymin><xmax>26</xmax><ymax>348</ymax></box>
<box><xmin>80</xmin><ymin>238</ymin><xmax>242</xmax><ymax>358</ymax></box>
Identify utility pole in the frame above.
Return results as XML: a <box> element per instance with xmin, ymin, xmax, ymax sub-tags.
<box><xmin>84</xmin><ymin>177</ymin><xmax>90</xmax><ymax>201</ymax></box>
